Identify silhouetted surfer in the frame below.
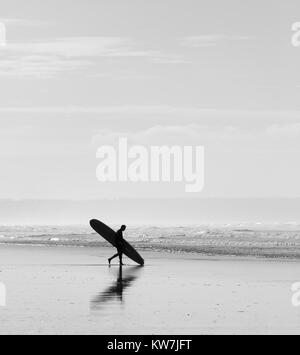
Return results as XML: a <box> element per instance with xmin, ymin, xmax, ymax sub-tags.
<box><xmin>108</xmin><ymin>225</ymin><xmax>126</xmax><ymax>266</ymax></box>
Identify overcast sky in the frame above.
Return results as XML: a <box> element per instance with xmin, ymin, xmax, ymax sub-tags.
<box><xmin>0</xmin><ymin>0</ymin><xmax>299</xmax><ymax>199</ymax></box>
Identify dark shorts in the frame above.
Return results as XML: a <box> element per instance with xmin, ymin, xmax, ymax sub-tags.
<box><xmin>116</xmin><ymin>245</ymin><xmax>123</xmax><ymax>254</ymax></box>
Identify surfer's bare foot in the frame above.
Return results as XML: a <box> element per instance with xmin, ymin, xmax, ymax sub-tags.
<box><xmin>108</xmin><ymin>258</ymin><xmax>111</xmax><ymax>266</ymax></box>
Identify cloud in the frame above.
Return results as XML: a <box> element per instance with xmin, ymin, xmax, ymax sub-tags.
<box><xmin>0</xmin><ymin>22</ymin><xmax>6</xmax><ymax>46</ymax></box>
<box><xmin>2</xmin><ymin>106</ymin><xmax>300</xmax><ymax>147</ymax></box>
<box><xmin>0</xmin><ymin>55</ymin><xmax>90</xmax><ymax>78</ymax></box>
<box><xmin>0</xmin><ymin>36</ymin><xmax>186</xmax><ymax>78</ymax></box>
<box><xmin>266</xmin><ymin>123</ymin><xmax>300</xmax><ymax>139</ymax></box>
<box><xmin>1</xmin><ymin>106</ymin><xmax>300</xmax><ymax>125</ymax></box>
<box><xmin>0</xmin><ymin>37</ymin><xmax>144</xmax><ymax>78</ymax></box>
<box><xmin>92</xmin><ymin>124</ymin><xmax>249</xmax><ymax>147</ymax></box>
<box><xmin>151</xmin><ymin>53</ymin><xmax>189</xmax><ymax>64</ymax></box>
<box><xmin>0</xmin><ymin>105</ymin><xmax>212</xmax><ymax>115</ymax></box>
<box><xmin>0</xmin><ymin>18</ymin><xmax>49</xmax><ymax>27</ymax></box>
<box><xmin>5</xmin><ymin>37</ymin><xmax>142</xmax><ymax>57</ymax></box>
<box><xmin>91</xmin><ymin>122</ymin><xmax>300</xmax><ymax>153</ymax></box>
<box><xmin>182</xmin><ymin>35</ymin><xmax>253</xmax><ymax>48</ymax></box>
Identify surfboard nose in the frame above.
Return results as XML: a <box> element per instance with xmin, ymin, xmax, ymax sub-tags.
<box><xmin>89</xmin><ymin>219</ymin><xmax>98</xmax><ymax>227</ymax></box>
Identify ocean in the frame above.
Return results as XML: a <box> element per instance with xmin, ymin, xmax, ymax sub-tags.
<box><xmin>0</xmin><ymin>224</ymin><xmax>300</xmax><ymax>259</ymax></box>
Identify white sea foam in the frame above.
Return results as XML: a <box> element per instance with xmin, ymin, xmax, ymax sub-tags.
<box><xmin>0</xmin><ymin>224</ymin><xmax>299</xmax><ymax>258</ymax></box>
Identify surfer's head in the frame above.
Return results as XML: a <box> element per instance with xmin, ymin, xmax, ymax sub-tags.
<box><xmin>121</xmin><ymin>225</ymin><xmax>126</xmax><ymax>231</ymax></box>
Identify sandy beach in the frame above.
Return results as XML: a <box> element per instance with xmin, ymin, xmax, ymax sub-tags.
<box><xmin>0</xmin><ymin>244</ymin><xmax>298</xmax><ymax>335</ymax></box>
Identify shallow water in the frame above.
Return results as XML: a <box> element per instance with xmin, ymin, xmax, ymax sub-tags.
<box><xmin>0</xmin><ymin>245</ymin><xmax>299</xmax><ymax>334</ymax></box>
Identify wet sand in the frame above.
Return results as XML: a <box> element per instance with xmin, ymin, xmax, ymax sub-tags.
<box><xmin>0</xmin><ymin>244</ymin><xmax>299</xmax><ymax>334</ymax></box>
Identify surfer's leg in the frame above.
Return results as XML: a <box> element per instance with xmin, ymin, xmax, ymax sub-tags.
<box><xmin>108</xmin><ymin>253</ymin><xmax>119</xmax><ymax>265</ymax></box>
<box><xmin>119</xmin><ymin>252</ymin><xmax>124</xmax><ymax>266</ymax></box>
<box><xmin>116</xmin><ymin>247</ymin><xmax>124</xmax><ymax>265</ymax></box>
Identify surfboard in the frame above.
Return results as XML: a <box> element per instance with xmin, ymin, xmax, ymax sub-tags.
<box><xmin>89</xmin><ymin>219</ymin><xmax>144</xmax><ymax>266</ymax></box>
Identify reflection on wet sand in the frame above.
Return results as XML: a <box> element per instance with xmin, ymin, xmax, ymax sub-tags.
<box><xmin>90</xmin><ymin>265</ymin><xmax>142</xmax><ymax>309</ymax></box>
